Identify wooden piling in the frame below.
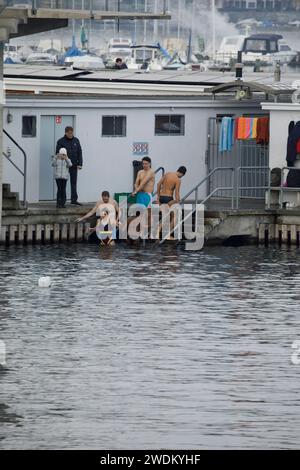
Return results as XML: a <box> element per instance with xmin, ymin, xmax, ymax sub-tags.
<box><xmin>61</xmin><ymin>224</ymin><xmax>68</xmax><ymax>241</ymax></box>
<box><xmin>26</xmin><ymin>224</ymin><xmax>34</xmax><ymax>243</ymax></box>
<box><xmin>53</xmin><ymin>224</ymin><xmax>60</xmax><ymax>242</ymax></box>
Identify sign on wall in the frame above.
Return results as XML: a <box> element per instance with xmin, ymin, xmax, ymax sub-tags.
<box><xmin>133</xmin><ymin>142</ymin><xmax>149</xmax><ymax>157</ymax></box>
<box><xmin>55</xmin><ymin>116</ymin><xmax>62</xmax><ymax>124</ymax></box>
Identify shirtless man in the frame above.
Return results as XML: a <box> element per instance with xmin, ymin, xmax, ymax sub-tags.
<box><xmin>75</xmin><ymin>190</ymin><xmax>120</xmax><ymax>225</ymax></box>
<box><xmin>156</xmin><ymin>166</ymin><xmax>187</xmax><ymax>240</ymax></box>
<box><xmin>157</xmin><ymin>166</ymin><xmax>187</xmax><ymax>206</ymax></box>
<box><xmin>132</xmin><ymin>157</ymin><xmax>155</xmax><ymax>208</ymax></box>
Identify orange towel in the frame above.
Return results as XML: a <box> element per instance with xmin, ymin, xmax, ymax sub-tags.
<box><xmin>237</xmin><ymin>117</ymin><xmax>247</xmax><ymax>139</ymax></box>
<box><xmin>252</xmin><ymin>118</ymin><xmax>258</xmax><ymax>139</ymax></box>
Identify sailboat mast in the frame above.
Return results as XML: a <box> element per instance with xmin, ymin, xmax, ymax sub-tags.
<box><xmin>212</xmin><ymin>0</ymin><xmax>216</xmax><ymax>60</ymax></box>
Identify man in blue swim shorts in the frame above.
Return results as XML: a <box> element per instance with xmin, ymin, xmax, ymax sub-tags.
<box><xmin>132</xmin><ymin>156</ymin><xmax>155</xmax><ymax>208</ymax></box>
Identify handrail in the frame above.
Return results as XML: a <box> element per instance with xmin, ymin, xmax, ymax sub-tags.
<box><xmin>3</xmin><ymin>151</ymin><xmax>24</xmax><ymax>175</ymax></box>
<box><xmin>3</xmin><ymin>129</ymin><xmax>27</xmax><ymax>207</ymax></box>
<box><xmin>179</xmin><ymin>167</ymin><xmax>235</xmax><ymax>204</ymax></box>
<box><xmin>153</xmin><ymin>166</ymin><xmax>165</xmax><ymax>197</ymax></box>
<box><xmin>159</xmin><ymin>167</ymin><xmax>235</xmax><ymax>245</ymax></box>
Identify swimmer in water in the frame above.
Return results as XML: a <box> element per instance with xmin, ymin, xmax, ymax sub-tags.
<box><xmin>96</xmin><ymin>207</ymin><xmax>117</xmax><ymax>246</ymax></box>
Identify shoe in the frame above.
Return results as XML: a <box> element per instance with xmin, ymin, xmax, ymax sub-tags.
<box><xmin>71</xmin><ymin>201</ymin><xmax>82</xmax><ymax>206</ymax></box>
<box><xmin>60</xmin><ymin>205</ymin><xmax>66</xmax><ymax>209</ymax></box>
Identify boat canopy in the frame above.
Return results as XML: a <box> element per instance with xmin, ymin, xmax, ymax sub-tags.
<box><xmin>243</xmin><ymin>34</ymin><xmax>284</xmax><ymax>54</ymax></box>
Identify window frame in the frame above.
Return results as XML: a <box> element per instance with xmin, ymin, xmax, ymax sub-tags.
<box><xmin>154</xmin><ymin>114</ymin><xmax>185</xmax><ymax>137</ymax></box>
<box><xmin>101</xmin><ymin>115</ymin><xmax>127</xmax><ymax>138</ymax></box>
<box><xmin>22</xmin><ymin>115</ymin><xmax>37</xmax><ymax>138</ymax></box>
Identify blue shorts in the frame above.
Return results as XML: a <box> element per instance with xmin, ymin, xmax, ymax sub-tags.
<box><xmin>136</xmin><ymin>192</ymin><xmax>152</xmax><ymax>208</ymax></box>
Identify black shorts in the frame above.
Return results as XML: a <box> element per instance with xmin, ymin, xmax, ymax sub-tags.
<box><xmin>159</xmin><ymin>196</ymin><xmax>174</xmax><ymax>205</ymax></box>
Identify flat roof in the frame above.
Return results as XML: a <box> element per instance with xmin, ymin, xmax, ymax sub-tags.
<box><xmin>4</xmin><ymin>65</ymin><xmax>299</xmax><ymax>90</ymax></box>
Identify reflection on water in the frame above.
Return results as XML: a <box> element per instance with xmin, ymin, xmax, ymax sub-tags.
<box><xmin>0</xmin><ymin>243</ymin><xmax>300</xmax><ymax>449</ymax></box>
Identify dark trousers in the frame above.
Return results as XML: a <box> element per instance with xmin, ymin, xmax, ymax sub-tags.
<box><xmin>69</xmin><ymin>166</ymin><xmax>78</xmax><ymax>203</ymax></box>
<box><xmin>56</xmin><ymin>178</ymin><xmax>67</xmax><ymax>207</ymax></box>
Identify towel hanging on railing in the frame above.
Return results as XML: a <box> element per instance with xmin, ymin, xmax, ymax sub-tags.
<box><xmin>219</xmin><ymin>117</ymin><xmax>234</xmax><ymax>152</ymax></box>
<box><xmin>235</xmin><ymin>117</ymin><xmax>259</xmax><ymax>140</ymax></box>
<box><xmin>256</xmin><ymin>117</ymin><xmax>269</xmax><ymax>145</ymax></box>
<box><xmin>219</xmin><ymin>116</ymin><xmax>269</xmax><ymax>153</ymax></box>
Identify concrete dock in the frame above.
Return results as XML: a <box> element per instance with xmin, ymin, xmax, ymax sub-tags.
<box><xmin>2</xmin><ymin>202</ymin><xmax>300</xmax><ymax>247</ymax></box>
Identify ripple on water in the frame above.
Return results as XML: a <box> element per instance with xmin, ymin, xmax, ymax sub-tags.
<box><xmin>0</xmin><ymin>244</ymin><xmax>300</xmax><ymax>449</ymax></box>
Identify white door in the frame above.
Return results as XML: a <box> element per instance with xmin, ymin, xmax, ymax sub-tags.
<box><xmin>39</xmin><ymin>115</ymin><xmax>75</xmax><ymax>201</ymax></box>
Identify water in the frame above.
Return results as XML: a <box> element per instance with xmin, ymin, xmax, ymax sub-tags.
<box><xmin>1</xmin><ymin>243</ymin><xmax>300</xmax><ymax>450</ymax></box>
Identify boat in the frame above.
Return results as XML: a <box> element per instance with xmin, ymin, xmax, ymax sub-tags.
<box><xmin>104</xmin><ymin>38</ymin><xmax>132</xmax><ymax>67</ymax></box>
<box><xmin>4</xmin><ymin>44</ymin><xmax>23</xmax><ymax>64</ymax></box>
<box><xmin>242</xmin><ymin>34</ymin><xmax>298</xmax><ymax>66</ymax></box>
<box><xmin>127</xmin><ymin>44</ymin><xmax>167</xmax><ymax>71</ymax></box>
<box><xmin>26</xmin><ymin>52</ymin><xmax>57</xmax><ymax>65</ymax></box>
<box><xmin>215</xmin><ymin>34</ymin><xmax>298</xmax><ymax>67</ymax></box>
<box><xmin>215</xmin><ymin>36</ymin><xmax>246</xmax><ymax>66</ymax></box>
<box><xmin>65</xmin><ymin>54</ymin><xmax>105</xmax><ymax>71</ymax></box>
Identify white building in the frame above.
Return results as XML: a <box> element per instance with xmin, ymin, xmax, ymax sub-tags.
<box><xmin>2</xmin><ymin>66</ymin><xmax>297</xmax><ymax>206</ymax></box>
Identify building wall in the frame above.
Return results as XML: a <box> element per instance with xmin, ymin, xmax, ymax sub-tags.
<box><xmin>262</xmin><ymin>103</ymin><xmax>300</xmax><ymax>169</ymax></box>
<box><xmin>3</xmin><ymin>98</ymin><xmax>262</xmax><ymax>204</ymax></box>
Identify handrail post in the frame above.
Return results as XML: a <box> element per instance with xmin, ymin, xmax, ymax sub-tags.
<box><xmin>236</xmin><ymin>167</ymin><xmax>240</xmax><ymax>210</ymax></box>
<box><xmin>195</xmin><ymin>187</ymin><xmax>198</xmax><ymax>233</ymax></box>
<box><xmin>232</xmin><ymin>168</ymin><xmax>236</xmax><ymax>210</ymax></box>
<box><xmin>280</xmin><ymin>167</ymin><xmax>284</xmax><ymax>209</ymax></box>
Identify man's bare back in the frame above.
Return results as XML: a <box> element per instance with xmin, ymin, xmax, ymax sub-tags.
<box><xmin>160</xmin><ymin>172</ymin><xmax>180</xmax><ymax>197</ymax></box>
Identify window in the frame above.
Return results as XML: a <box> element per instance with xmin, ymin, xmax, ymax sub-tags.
<box><xmin>155</xmin><ymin>115</ymin><xmax>185</xmax><ymax>136</ymax></box>
<box><xmin>22</xmin><ymin>116</ymin><xmax>36</xmax><ymax>138</ymax></box>
<box><xmin>102</xmin><ymin>116</ymin><xmax>126</xmax><ymax>137</ymax></box>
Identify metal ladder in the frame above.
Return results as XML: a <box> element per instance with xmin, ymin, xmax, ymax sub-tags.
<box><xmin>159</xmin><ymin>167</ymin><xmax>235</xmax><ymax>245</ymax></box>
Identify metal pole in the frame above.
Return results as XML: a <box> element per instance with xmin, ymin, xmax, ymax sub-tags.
<box><xmin>177</xmin><ymin>0</ymin><xmax>181</xmax><ymax>42</ymax></box>
<box><xmin>134</xmin><ymin>0</ymin><xmax>138</xmax><ymax>44</ymax></box>
<box><xmin>117</xmin><ymin>0</ymin><xmax>120</xmax><ymax>34</ymax></box>
<box><xmin>212</xmin><ymin>0</ymin><xmax>216</xmax><ymax>60</ymax></box>
<box><xmin>72</xmin><ymin>0</ymin><xmax>75</xmax><ymax>37</ymax></box>
<box><xmin>153</xmin><ymin>0</ymin><xmax>158</xmax><ymax>43</ymax></box>
<box><xmin>144</xmin><ymin>0</ymin><xmax>148</xmax><ymax>46</ymax></box>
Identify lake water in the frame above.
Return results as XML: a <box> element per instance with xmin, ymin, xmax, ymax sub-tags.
<box><xmin>0</xmin><ymin>243</ymin><xmax>300</xmax><ymax>450</ymax></box>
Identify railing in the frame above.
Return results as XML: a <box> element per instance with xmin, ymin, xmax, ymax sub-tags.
<box><xmin>153</xmin><ymin>166</ymin><xmax>165</xmax><ymax>198</ymax></box>
<box><xmin>236</xmin><ymin>166</ymin><xmax>270</xmax><ymax>209</ymax></box>
<box><xmin>8</xmin><ymin>0</ymin><xmax>169</xmax><ymax>14</ymax></box>
<box><xmin>3</xmin><ymin>130</ymin><xmax>27</xmax><ymax>207</ymax></box>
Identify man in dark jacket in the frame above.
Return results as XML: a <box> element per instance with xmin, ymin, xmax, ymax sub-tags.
<box><xmin>56</xmin><ymin>126</ymin><xmax>83</xmax><ymax>205</ymax></box>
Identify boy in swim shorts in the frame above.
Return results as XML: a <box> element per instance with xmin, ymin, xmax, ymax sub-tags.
<box><xmin>132</xmin><ymin>156</ymin><xmax>155</xmax><ymax>208</ymax></box>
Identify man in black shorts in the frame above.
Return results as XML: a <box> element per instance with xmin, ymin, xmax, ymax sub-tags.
<box><xmin>157</xmin><ymin>166</ymin><xmax>187</xmax><ymax>206</ymax></box>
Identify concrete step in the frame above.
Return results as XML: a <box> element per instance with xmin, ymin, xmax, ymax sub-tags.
<box><xmin>2</xmin><ymin>183</ymin><xmax>22</xmax><ymax>210</ymax></box>
<box><xmin>2</xmin><ymin>183</ymin><xmax>11</xmax><ymax>195</ymax></box>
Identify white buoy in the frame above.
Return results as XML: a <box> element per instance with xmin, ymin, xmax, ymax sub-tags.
<box><xmin>38</xmin><ymin>276</ymin><xmax>52</xmax><ymax>288</ymax></box>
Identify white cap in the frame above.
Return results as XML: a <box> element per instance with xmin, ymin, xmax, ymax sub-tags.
<box><xmin>59</xmin><ymin>148</ymin><xmax>67</xmax><ymax>156</ymax></box>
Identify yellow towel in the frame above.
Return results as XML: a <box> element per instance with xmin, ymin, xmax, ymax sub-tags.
<box><xmin>252</xmin><ymin>118</ymin><xmax>258</xmax><ymax>139</ymax></box>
